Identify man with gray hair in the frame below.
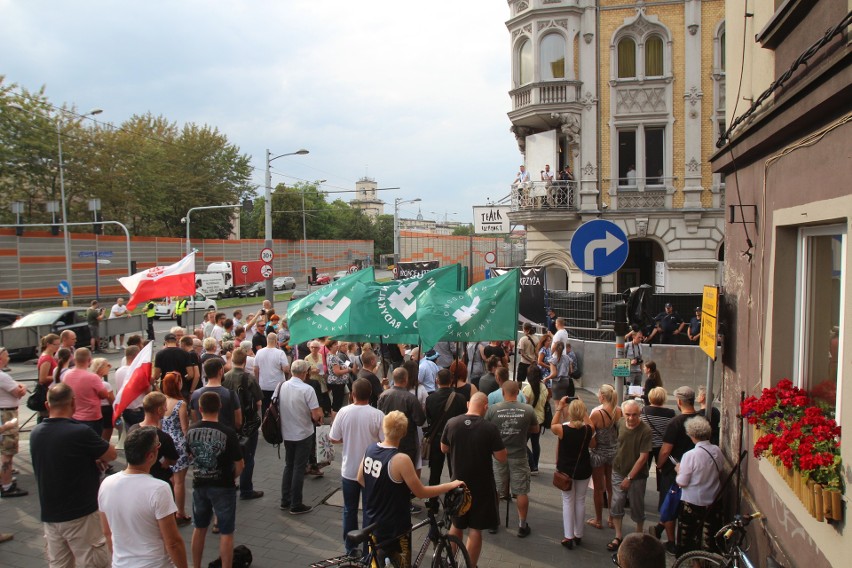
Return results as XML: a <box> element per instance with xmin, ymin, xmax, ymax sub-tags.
<box><xmin>607</xmin><ymin>399</ymin><xmax>652</xmax><ymax>552</ymax></box>
<box><xmin>279</xmin><ymin>359</ymin><xmax>323</xmax><ymax>515</ymax></box>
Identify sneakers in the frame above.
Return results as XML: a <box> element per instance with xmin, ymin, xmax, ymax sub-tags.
<box><xmin>530</xmin><ymin>468</ymin><xmax>539</xmax><ymax>476</ymax></box>
<box><xmin>410</xmin><ymin>504</ymin><xmax>423</xmax><ymax>515</ymax></box>
<box><xmin>0</xmin><ymin>483</ymin><xmax>27</xmax><ymax>498</ymax></box>
<box><xmin>517</xmin><ymin>524</ymin><xmax>531</xmax><ymax>538</ymax></box>
<box><xmin>289</xmin><ymin>504</ymin><xmax>313</xmax><ymax>515</ymax></box>
<box><xmin>488</xmin><ymin>527</ymin><xmax>498</xmax><ymax>535</ymax></box>
<box><xmin>279</xmin><ymin>502</ymin><xmax>290</xmax><ymax>511</ymax></box>
<box><xmin>305</xmin><ymin>467</ymin><xmax>324</xmax><ymax>477</ymax></box>
<box><xmin>240</xmin><ymin>490</ymin><xmax>264</xmax><ymax>500</ymax></box>
<box><xmin>648</xmin><ymin>523</ymin><xmax>663</xmax><ymax>539</ymax></box>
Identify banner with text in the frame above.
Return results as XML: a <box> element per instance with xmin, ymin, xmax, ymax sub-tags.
<box><xmin>492</xmin><ymin>265</ymin><xmax>546</xmax><ymax>326</ymax></box>
<box><xmin>394</xmin><ymin>261</ymin><xmax>439</xmax><ymax>280</ymax></box>
<box><xmin>473</xmin><ymin>205</ymin><xmax>511</xmax><ymax>234</ymax></box>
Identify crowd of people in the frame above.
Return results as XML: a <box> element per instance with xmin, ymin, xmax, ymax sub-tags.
<box><xmin>0</xmin><ymin>297</ymin><xmax>721</xmax><ymax>568</ymax></box>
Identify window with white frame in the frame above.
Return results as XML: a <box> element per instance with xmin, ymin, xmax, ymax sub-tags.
<box><xmin>795</xmin><ymin>224</ymin><xmax>845</xmax><ymax>415</ymax></box>
<box><xmin>518</xmin><ymin>39</ymin><xmax>533</xmax><ymax>85</ymax></box>
<box><xmin>540</xmin><ymin>33</ymin><xmax>566</xmax><ymax>80</ymax></box>
<box><xmin>617</xmin><ymin>126</ymin><xmax>666</xmax><ymax>187</ymax></box>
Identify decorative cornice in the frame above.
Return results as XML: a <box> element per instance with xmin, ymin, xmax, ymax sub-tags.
<box><xmin>537</xmin><ymin>19</ymin><xmax>569</xmax><ymax>32</ymax></box>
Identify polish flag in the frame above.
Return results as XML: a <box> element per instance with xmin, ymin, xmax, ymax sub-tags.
<box><xmin>113</xmin><ymin>341</ymin><xmax>153</xmax><ymax>426</ymax></box>
<box><xmin>119</xmin><ymin>253</ymin><xmax>196</xmax><ymax>311</ymax></box>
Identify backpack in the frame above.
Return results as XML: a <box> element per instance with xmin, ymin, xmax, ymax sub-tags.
<box><xmin>261</xmin><ymin>382</ymin><xmax>284</xmax><ymax>449</ymax></box>
<box><xmin>236</xmin><ymin>371</ymin><xmax>260</xmax><ymax>437</ymax></box>
<box><xmin>569</xmin><ymin>352</ymin><xmax>582</xmax><ymax>380</ymax></box>
<box><xmin>209</xmin><ymin>544</ymin><xmax>252</xmax><ymax>568</ymax></box>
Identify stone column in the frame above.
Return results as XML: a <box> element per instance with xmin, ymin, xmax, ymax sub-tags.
<box><xmin>682</xmin><ymin>0</ymin><xmax>704</xmax><ymax>209</ymax></box>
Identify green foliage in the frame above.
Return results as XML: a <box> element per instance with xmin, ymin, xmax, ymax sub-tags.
<box><xmin>452</xmin><ymin>224</ymin><xmax>473</xmax><ymax>236</ymax></box>
<box><xmin>0</xmin><ymin>78</ymin><xmax>252</xmax><ymax>237</ymax></box>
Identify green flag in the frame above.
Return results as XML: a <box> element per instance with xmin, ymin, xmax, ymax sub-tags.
<box><xmin>416</xmin><ymin>268</ymin><xmax>520</xmax><ymax>346</ymax></box>
<box><xmin>347</xmin><ymin>264</ymin><xmax>460</xmax><ymax>339</ymax></box>
<box><xmin>286</xmin><ymin>267</ymin><xmax>375</xmax><ymax>345</ymax></box>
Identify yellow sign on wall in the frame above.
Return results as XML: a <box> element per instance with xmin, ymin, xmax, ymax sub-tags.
<box><xmin>700</xmin><ymin>285</ymin><xmax>719</xmax><ymax>359</ymax></box>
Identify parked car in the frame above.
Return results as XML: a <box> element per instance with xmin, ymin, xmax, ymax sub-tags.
<box><xmin>154</xmin><ymin>293</ymin><xmax>218</xmax><ymax>319</ymax></box>
<box><xmin>0</xmin><ymin>308</ymin><xmax>24</xmax><ymax>328</ymax></box>
<box><xmin>333</xmin><ymin>270</ymin><xmax>348</xmax><ymax>281</ymax></box>
<box><xmin>273</xmin><ymin>276</ymin><xmax>296</xmax><ymax>290</ymax></box>
<box><xmin>4</xmin><ymin>307</ymin><xmax>92</xmax><ymax>360</ymax></box>
<box><xmin>290</xmin><ymin>289</ymin><xmax>309</xmax><ymax>300</ymax></box>
<box><xmin>237</xmin><ymin>282</ymin><xmax>266</xmax><ymax>298</ymax></box>
<box><xmin>314</xmin><ymin>273</ymin><xmax>331</xmax><ymax>285</ymax></box>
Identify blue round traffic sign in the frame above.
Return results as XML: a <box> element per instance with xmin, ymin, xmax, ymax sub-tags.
<box><xmin>570</xmin><ymin>219</ymin><xmax>629</xmax><ymax>277</ymax></box>
<box><xmin>58</xmin><ymin>280</ymin><xmax>71</xmax><ymax>296</ymax></box>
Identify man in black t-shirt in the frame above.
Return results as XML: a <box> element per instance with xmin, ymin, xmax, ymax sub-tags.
<box><xmin>30</xmin><ymin>383</ymin><xmax>116</xmax><ymax>568</ymax></box>
<box><xmin>223</xmin><ymin>349</ymin><xmax>264</xmax><ymax>501</ymax></box>
<box><xmin>186</xmin><ymin>391</ymin><xmax>244</xmax><ymax>568</ymax></box>
<box><xmin>652</xmin><ymin>386</ymin><xmax>699</xmax><ymax>553</ymax></box>
<box><xmin>357</xmin><ymin>350</ymin><xmax>384</xmax><ymax>407</ymax></box>
<box><xmin>442</xmin><ymin>392</ymin><xmax>507</xmax><ymax>568</ymax></box>
<box><xmin>424</xmin><ymin>370</ymin><xmax>467</xmax><ymax>489</ymax></box>
<box><xmin>476</xmin><ymin>356</ymin><xmax>501</xmax><ymax>396</ymax></box>
<box><xmin>153</xmin><ymin>333</ymin><xmax>194</xmax><ymax>397</ymax></box>
<box><xmin>127</xmin><ymin>392</ymin><xmax>179</xmax><ymax>484</ymax></box>
<box><xmin>190</xmin><ymin>358</ymin><xmax>241</xmax><ymax>431</ymax></box>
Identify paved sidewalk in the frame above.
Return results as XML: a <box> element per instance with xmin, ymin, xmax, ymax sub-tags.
<box><xmin>0</xmin><ymin>389</ymin><xmax>673</xmax><ymax>567</ymax></box>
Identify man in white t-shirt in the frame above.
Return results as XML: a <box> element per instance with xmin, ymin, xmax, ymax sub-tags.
<box><xmin>552</xmin><ymin>317</ymin><xmax>571</xmax><ymax>350</ymax></box>
<box><xmin>279</xmin><ymin>360</ymin><xmax>322</xmax><ymax>515</ymax></box>
<box><xmin>329</xmin><ymin>378</ymin><xmax>384</xmax><ymax>556</ymax></box>
<box><xmin>98</xmin><ymin>427</ymin><xmax>187</xmax><ymax>568</ymax></box>
<box><xmin>254</xmin><ymin>333</ymin><xmax>290</xmax><ymax>416</ymax></box>
<box><xmin>210</xmin><ymin>312</ymin><xmax>226</xmax><ymax>347</ymax></box>
<box><xmin>108</xmin><ymin>297</ymin><xmax>130</xmax><ymax>349</ymax></box>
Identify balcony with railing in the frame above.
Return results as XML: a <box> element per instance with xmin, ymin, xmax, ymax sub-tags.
<box><xmin>509</xmin><ymin>180</ymin><xmax>580</xmax><ymax>216</ymax></box>
<box><xmin>509</xmin><ymin>80</ymin><xmax>583</xmax><ymax>112</ymax></box>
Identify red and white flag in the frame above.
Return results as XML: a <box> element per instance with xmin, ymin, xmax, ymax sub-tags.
<box><xmin>113</xmin><ymin>341</ymin><xmax>153</xmax><ymax>425</ymax></box>
<box><xmin>119</xmin><ymin>253</ymin><xmax>196</xmax><ymax>310</ymax></box>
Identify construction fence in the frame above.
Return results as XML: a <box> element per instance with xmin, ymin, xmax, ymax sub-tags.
<box><xmin>0</xmin><ymin>229</ymin><xmax>372</xmax><ymax>306</ymax></box>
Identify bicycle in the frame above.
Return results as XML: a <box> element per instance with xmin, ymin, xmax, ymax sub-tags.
<box><xmin>672</xmin><ymin>512</ymin><xmax>763</xmax><ymax>568</ymax></box>
<box><xmin>309</xmin><ymin>487</ymin><xmax>472</xmax><ymax>568</ymax></box>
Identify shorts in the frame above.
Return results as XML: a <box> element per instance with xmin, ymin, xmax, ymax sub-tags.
<box><xmin>611</xmin><ymin>471</ymin><xmax>647</xmax><ymax>523</ymax></box>
<box><xmin>101</xmin><ymin>405</ymin><xmax>113</xmax><ymax>429</ymax></box>
<box><xmin>493</xmin><ymin>456</ymin><xmax>531</xmax><ymax>498</ymax></box>
<box><xmin>453</xmin><ymin>484</ymin><xmax>499</xmax><ymax>531</ymax></box>
<box><xmin>193</xmin><ymin>485</ymin><xmax>237</xmax><ymax>535</ymax></box>
<box><xmin>0</xmin><ymin>408</ymin><xmax>18</xmax><ymax>455</ymax></box>
<box><xmin>89</xmin><ymin>324</ymin><xmax>99</xmax><ymax>339</ymax></box>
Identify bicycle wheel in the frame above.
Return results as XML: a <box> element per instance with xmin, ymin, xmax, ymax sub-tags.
<box><xmin>672</xmin><ymin>550</ymin><xmax>729</xmax><ymax>568</ymax></box>
<box><xmin>432</xmin><ymin>535</ymin><xmax>472</xmax><ymax>568</ymax></box>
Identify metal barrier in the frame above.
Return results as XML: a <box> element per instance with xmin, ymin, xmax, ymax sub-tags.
<box><xmin>102</xmin><ymin>314</ymin><xmax>147</xmax><ymax>338</ymax></box>
<box><xmin>0</xmin><ymin>325</ymin><xmax>54</xmax><ymax>352</ymax></box>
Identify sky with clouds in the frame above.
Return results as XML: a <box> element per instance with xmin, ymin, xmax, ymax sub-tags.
<box><xmin>1</xmin><ymin>0</ymin><xmax>521</xmax><ymax>225</ymax></box>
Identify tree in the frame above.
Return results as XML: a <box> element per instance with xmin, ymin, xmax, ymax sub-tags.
<box><xmin>373</xmin><ymin>214</ymin><xmax>395</xmax><ymax>256</ymax></box>
<box><xmin>452</xmin><ymin>224</ymin><xmax>473</xmax><ymax>236</ymax></box>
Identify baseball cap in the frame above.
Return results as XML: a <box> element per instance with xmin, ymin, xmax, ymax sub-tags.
<box><xmin>424</xmin><ymin>349</ymin><xmax>440</xmax><ymax>361</ymax></box>
<box><xmin>164</xmin><ymin>333</ymin><xmax>177</xmax><ymax>342</ymax></box>
<box><xmin>674</xmin><ymin>386</ymin><xmax>695</xmax><ymax>401</ymax></box>
<box><xmin>665</xmin><ymin>302</ymin><xmax>673</xmax><ymax>308</ymax></box>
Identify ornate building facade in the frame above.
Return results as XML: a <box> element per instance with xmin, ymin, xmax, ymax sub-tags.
<box><xmin>506</xmin><ymin>0</ymin><xmax>726</xmax><ymax>293</ymax></box>
<box><xmin>349</xmin><ymin>176</ymin><xmax>385</xmax><ymax>220</ymax></box>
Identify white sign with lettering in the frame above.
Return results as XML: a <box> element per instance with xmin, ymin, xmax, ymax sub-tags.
<box><xmin>473</xmin><ymin>206</ymin><xmax>511</xmax><ymax>235</ymax></box>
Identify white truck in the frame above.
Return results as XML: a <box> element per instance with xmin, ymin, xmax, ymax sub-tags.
<box><xmin>195</xmin><ymin>273</ymin><xmax>228</xmax><ymax>299</ymax></box>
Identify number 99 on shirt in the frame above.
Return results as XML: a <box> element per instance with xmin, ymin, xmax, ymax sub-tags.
<box><xmin>364</xmin><ymin>456</ymin><xmax>383</xmax><ymax>478</ymax></box>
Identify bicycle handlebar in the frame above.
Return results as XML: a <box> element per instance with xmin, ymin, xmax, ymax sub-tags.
<box><xmin>720</xmin><ymin>512</ymin><xmax>762</xmax><ymax>540</ymax></box>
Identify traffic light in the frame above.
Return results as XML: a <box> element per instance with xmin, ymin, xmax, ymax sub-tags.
<box><xmin>93</xmin><ymin>212</ymin><xmax>103</xmax><ymax>235</ymax></box>
<box><xmin>51</xmin><ymin>224</ymin><xmax>59</xmax><ymax>236</ymax></box>
<box><xmin>310</xmin><ymin>267</ymin><xmax>317</xmax><ymax>284</ymax></box>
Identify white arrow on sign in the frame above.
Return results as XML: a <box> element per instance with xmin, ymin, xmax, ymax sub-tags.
<box><xmin>584</xmin><ymin>231</ymin><xmax>625</xmax><ymax>271</ymax></box>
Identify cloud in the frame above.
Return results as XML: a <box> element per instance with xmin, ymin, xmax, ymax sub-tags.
<box><xmin>0</xmin><ymin>0</ymin><xmax>520</xmax><ymax>221</ymax></box>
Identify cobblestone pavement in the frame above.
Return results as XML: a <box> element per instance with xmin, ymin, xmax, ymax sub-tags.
<box><xmin>0</xmin><ymin>386</ymin><xmax>679</xmax><ymax>568</ymax></box>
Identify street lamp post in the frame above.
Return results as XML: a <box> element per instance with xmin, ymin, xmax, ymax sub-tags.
<box><xmin>265</xmin><ymin>148</ymin><xmax>309</xmax><ymax>298</ymax></box>
<box><xmin>394</xmin><ymin>197</ymin><xmax>421</xmax><ymax>266</ymax></box>
<box><xmin>184</xmin><ymin>204</ymin><xmax>243</xmax><ymax>256</ymax></box>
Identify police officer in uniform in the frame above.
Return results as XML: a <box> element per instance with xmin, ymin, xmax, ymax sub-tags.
<box><xmin>145</xmin><ymin>300</ymin><xmax>156</xmax><ymax>342</ymax></box>
<box><xmin>175</xmin><ymin>297</ymin><xmax>188</xmax><ymax>327</ymax></box>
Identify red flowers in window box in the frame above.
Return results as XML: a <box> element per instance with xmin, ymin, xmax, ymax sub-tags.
<box><xmin>742</xmin><ymin>379</ymin><xmax>842</xmax><ymax>489</ymax></box>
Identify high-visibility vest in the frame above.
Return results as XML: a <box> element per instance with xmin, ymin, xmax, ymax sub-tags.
<box><xmin>175</xmin><ymin>299</ymin><xmax>187</xmax><ymax>316</ymax></box>
<box><xmin>145</xmin><ymin>302</ymin><xmax>156</xmax><ymax>318</ymax></box>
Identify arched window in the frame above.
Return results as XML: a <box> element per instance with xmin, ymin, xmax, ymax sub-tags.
<box><xmin>540</xmin><ymin>34</ymin><xmax>566</xmax><ymax>80</ymax></box>
<box><xmin>519</xmin><ymin>39</ymin><xmax>533</xmax><ymax>85</ymax></box>
<box><xmin>720</xmin><ymin>31</ymin><xmax>726</xmax><ymax>71</ymax></box>
<box><xmin>617</xmin><ymin>37</ymin><xmax>636</xmax><ymax>78</ymax></box>
<box><xmin>645</xmin><ymin>36</ymin><xmax>664</xmax><ymax>77</ymax></box>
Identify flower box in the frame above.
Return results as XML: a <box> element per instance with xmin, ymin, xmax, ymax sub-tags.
<box><xmin>745</xmin><ymin>380</ymin><xmax>843</xmax><ymax>524</ymax></box>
